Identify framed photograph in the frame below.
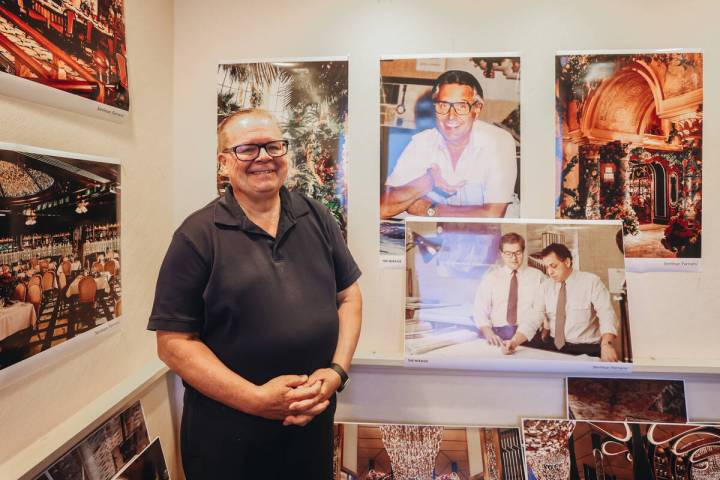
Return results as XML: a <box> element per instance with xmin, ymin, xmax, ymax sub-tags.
<box><xmin>335</xmin><ymin>422</ymin><xmax>525</xmax><ymax>480</ymax></box>
<box><xmin>217</xmin><ymin>57</ymin><xmax>349</xmax><ymax>236</ymax></box>
<box><xmin>566</xmin><ymin>377</ymin><xmax>688</xmax><ymax>423</ymax></box>
<box><xmin>404</xmin><ymin>218</ymin><xmax>632</xmax><ymax>372</ymax></box>
<box><xmin>379</xmin><ymin>54</ymin><xmax>521</xmax><ymax>266</ymax></box>
<box><xmin>0</xmin><ymin>0</ymin><xmax>129</xmax><ymax>121</ymax></box>
<box><xmin>555</xmin><ymin>51</ymin><xmax>702</xmax><ymax>272</ymax></box>
<box><xmin>33</xmin><ymin>401</ymin><xmax>148</xmax><ymax>480</ymax></box>
<box><xmin>522</xmin><ymin>418</ymin><xmax>720</xmax><ymax>480</ymax></box>
<box><xmin>0</xmin><ymin>142</ymin><xmax>121</xmax><ymax>372</ymax></box>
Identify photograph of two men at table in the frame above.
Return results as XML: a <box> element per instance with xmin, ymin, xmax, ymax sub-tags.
<box><xmin>405</xmin><ymin>220</ymin><xmax>631</xmax><ymax>363</ymax></box>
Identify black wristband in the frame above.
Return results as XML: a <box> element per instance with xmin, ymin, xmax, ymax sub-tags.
<box><xmin>329</xmin><ymin>363</ymin><xmax>350</xmax><ymax>392</ymax></box>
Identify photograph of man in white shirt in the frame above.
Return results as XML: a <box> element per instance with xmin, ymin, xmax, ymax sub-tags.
<box><xmin>380</xmin><ymin>70</ymin><xmax>517</xmax><ymax>219</ymax></box>
<box><xmin>473</xmin><ymin>232</ymin><xmax>546</xmax><ymax>346</ymax></box>
<box><xmin>502</xmin><ymin>243</ymin><xmax>620</xmax><ymax>362</ymax></box>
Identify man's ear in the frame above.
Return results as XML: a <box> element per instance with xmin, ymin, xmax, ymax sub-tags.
<box><xmin>217</xmin><ymin>154</ymin><xmax>228</xmax><ymax>176</ymax></box>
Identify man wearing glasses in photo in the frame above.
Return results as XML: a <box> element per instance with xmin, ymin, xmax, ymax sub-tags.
<box><xmin>473</xmin><ymin>232</ymin><xmax>546</xmax><ymax>346</ymax></box>
<box><xmin>148</xmin><ymin>109</ymin><xmax>362</xmax><ymax>478</ymax></box>
<box><xmin>380</xmin><ymin>69</ymin><xmax>517</xmax><ymax>219</ymax></box>
<box><xmin>502</xmin><ymin>243</ymin><xmax>620</xmax><ymax>362</ymax></box>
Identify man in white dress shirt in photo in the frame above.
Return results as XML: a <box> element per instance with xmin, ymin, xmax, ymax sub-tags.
<box><xmin>380</xmin><ymin>70</ymin><xmax>517</xmax><ymax>219</ymax></box>
<box><xmin>473</xmin><ymin>232</ymin><xmax>545</xmax><ymax>346</ymax></box>
<box><xmin>502</xmin><ymin>243</ymin><xmax>620</xmax><ymax>362</ymax></box>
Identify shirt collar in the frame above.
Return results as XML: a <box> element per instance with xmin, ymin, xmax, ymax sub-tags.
<box><xmin>213</xmin><ymin>185</ymin><xmax>309</xmax><ymax>230</ymax></box>
<box><xmin>563</xmin><ymin>269</ymin><xmax>577</xmax><ymax>285</ymax></box>
<box><xmin>502</xmin><ymin>264</ymin><xmax>524</xmax><ymax>276</ymax></box>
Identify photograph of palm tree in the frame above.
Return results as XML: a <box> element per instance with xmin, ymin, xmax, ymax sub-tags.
<box><xmin>217</xmin><ymin>58</ymin><xmax>349</xmax><ymax>235</ymax></box>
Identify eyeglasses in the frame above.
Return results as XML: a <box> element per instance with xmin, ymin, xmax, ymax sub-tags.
<box><xmin>222</xmin><ymin>140</ymin><xmax>289</xmax><ymax>162</ymax></box>
<box><xmin>501</xmin><ymin>250</ymin><xmax>524</xmax><ymax>258</ymax></box>
<box><xmin>433</xmin><ymin>101</ymin><xmax>477</xmax><ymax>116</ymax></box>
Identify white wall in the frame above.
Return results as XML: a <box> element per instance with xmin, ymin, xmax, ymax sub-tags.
<box><xmin>172</xmin><ymin>0</ymin><xmax>720</xmax><ymax>437</ymax></box>
<box><xmin>0</xmin><ymin>0</ymin><xmax>179</xmax><ymax>477</ymax></box>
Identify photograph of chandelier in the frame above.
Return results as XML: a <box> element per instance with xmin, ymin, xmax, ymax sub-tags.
<box><xmin>554</xmin><ymin>51</ymin><xmax>703</xmax><ymax>273</ymax></box>
<box><xmin>217</xmin><ymin>57</ymin><xmax>349</xmax><ymax>237</ymax></box>
<box><xmin>404</xmin><ymin>218</ymin><xmax>631</xmax><ymax>371</ymax></box>
<box><xmin>522</xmin><ymin>419</ymin><xmax>720</xmax><ymax>480</ymax></box>
<box><xmin>567</xmin><ymin>377</ymin><xmax>687</xmax><ymax>423</ymax></box>
<box><xmin>0</xmin><ymin>0</ymin><xmax>130</xmax><ymax>121</ymax></box>
<box><xmin>334</xmin><ymin>422</ymin><xmax>525</xmax><ymax>480</ymax></box>
<box><xmin>379</xmin><ymin>54</ymin><xmax>521</xmax><ymax>267</ymax></box>
<box><xmin>0</xmin><ymin>142</ymin><xmax>121</xmax><ymax>372</ymax></box>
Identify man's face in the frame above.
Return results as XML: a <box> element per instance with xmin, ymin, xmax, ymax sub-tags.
<box><xmin>217</xmin><ymin>113</ymin><xmax>289</xmax><ymax>199</ymax></box>
<box><xmin>542</xmin><ymin>252</ymin><xmax>573</xmax><ymax>283</ymax></box>
<box><xmin>500</xmin><ymin>242</ymin><xmax>524</xmax><ymax>271</ymax></box>
<box><xmin>434</xmin><ymin>83</ymin><xmax>479</xmax><ymax>146</ymax></box>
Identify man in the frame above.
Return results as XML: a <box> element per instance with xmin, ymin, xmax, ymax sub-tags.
<box><xmin>473</xmin><ymin>232</ymin><xmax>545</xmax><ymax>346</ymax></box>
<box><xmin>380</xmin><ymin>70</ymin><xmax>517</xmax><ymax>219</ymax></box>
<box><xmin>148</xmin><ymin>109</ymin><xmax>362</xmax><ymax>478</ymax></box>
<box><xmin>502</xmin><ymin>243</ymin><xmax>619</xmax><ymax>362</ymax></box>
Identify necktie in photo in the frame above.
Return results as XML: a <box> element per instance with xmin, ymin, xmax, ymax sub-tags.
<box><xmin>554</xmin><ymin>281</ymin><xmax>567</xmax><ymax>350</ymax></box>
<box><xmin>507</xmin><ymin>270</ymin><xmax>518</xmax><ymax>325</ymax></box>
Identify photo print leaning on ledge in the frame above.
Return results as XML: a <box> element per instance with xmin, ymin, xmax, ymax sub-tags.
<box><xmin>555</xmin><ymin>51</ymin><xmax>703</xmax><ymax>273</ymax></box>
<box><xmin>404</xmin><ymin>219</ymin><xmax>632</xmax><ymax>371</ymax></box>
<box><xmin>334</xmin><ymin>422</ymin><xmax>526</xmax><ymax>480</ymax></box>
<box><xmin>217</xmin><ymin>57</ymin><xmax>349</xmax><ymax>237</ymax></box>
<box><xmin>379</xmin><ymin>54</ymin><xmax>521</xmax><ymax>266</ymax></box>
<box><xmin>522</xmin><ymin>419</ymin><xmax>720</xmax><ymax>480</ymax></box>
<box><xmin>567</xmin><ymin>377</ymin><xmax>688</xmax><ymax>423</ymax></box>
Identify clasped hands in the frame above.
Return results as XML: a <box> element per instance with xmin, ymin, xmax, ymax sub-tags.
<box><xmin>251</xmin><ymin>368</ymin><xmax>341</xmax><ymax>427</ymax></box>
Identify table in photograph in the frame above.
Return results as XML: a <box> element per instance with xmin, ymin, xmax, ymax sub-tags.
<box><xmin>65</xmin><ymin>273</ymin><xmax>111</xmax><ymax>298</ymax></box>
<box><xmin>419</xmin><ymin>338</ymin><xmax>596</xmax><ymax>361</ymax></box>
<box><xmin>0</xmin><ymin>303</ymin><xmax>38</xmax><ymax>341</ymax></box>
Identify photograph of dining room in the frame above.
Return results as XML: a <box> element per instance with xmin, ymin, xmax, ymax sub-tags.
<box><xmin>522</xmin><ymin>419</ymin><xmax>720</xmax><ymax>480</ymax></box>
<box><xmin>567</xmin><ymin>377</ymin><xmax>687</xmax><ymax>423</ymax></box>
<box><xmin>555</xmin><ymin>52</ymin><xmax>702</xmax><ymax>272</ymax></box>
<box><xmin>334</xmin><ymin>422</ymin><xmax>525</xmax><ymax>480</ymax></box>
<box><xmin>0</xmin><ymin>143</ymin><xmax>120</xmax><ymax>371</ymax></box>
<box><xmin>109</xmin><ymin>437</ymin><xmax>169</xmax><ymax>480</ymax></box>
<box><xmin>0</xmin><ymin>0</ymin><xmax>129</xmax><ymax>111</ymax></box>
<box><xmin>379</xmin><ymin>54</ymin><xmax>521</xmax><ymax>266</ymax></box>
<box><xmin>33</xmin><ymin>401</ymin><xmax>148</xmax><ymax>480</ymax></box>
<box><xmin>404</xmin><ymin>219</ymin><xmax>631</xmax><ymax>370</ymax></box>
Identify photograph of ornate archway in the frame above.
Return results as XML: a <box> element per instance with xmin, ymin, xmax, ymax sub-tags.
<box><xmin>555</xmin><ymin>52</ymin><xmax>702</xmax><ymax>271</ymax></box>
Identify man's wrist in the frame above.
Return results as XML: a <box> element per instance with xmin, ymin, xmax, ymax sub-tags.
<box><xmin>329</xmin><ymin>363</ymin><xmax>349</xmax><ymax>392</ymax></box>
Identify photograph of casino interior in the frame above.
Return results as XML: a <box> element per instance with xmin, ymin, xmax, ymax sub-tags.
<box><xmin>523</xmin><ymin>419</ymin><xmax>720</xmax><ymax>480</ymax></box>
<box><xmin>555</xmin><ymin>52</ymin><xmax>702</xmax><ymax>259</ymax></box>
<box><xmin>0</xmin><ymin>146</ymin><xmax>120</xmax><ymax>370</ymax></box>
<box><xmin>334</xmin><ymin>423</ymin><xmax>525</xmax><ymax>480</ymax></box>
<box><xmin>0</xmin><ymin>0</ymin><xmax>128</xmax><ymax>110</ymax></box>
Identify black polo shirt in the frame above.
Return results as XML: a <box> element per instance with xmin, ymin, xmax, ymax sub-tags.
<box><xmin>148</xmin><ymin>186</ymin><xmax>361</xmax><ymax>387</ymax></box>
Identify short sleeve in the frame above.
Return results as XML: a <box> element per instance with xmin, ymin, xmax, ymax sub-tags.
<box><xmin>483</xmin><ymin>130</ymin><xmax>517</xmax><ymax>204</ymax></box>
<box><xmin>323</xmin><ymin>213</ymin><xmax>361</xmax><ymax>292</ymax></box>
<box><xmin>147</xmin><ymin>232</ymin><xmax>210</xmax><ymax>332</ymax></box>
<box><xmin>385</xmin><ymin>135</ymin><xmax>427</xmax><ymax>187</ymax></box>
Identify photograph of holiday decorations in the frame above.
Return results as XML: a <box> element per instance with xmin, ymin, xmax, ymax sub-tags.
<box><xmin>33</xmin><ymin>401</ymin><xmax>148</xmax><ymax>480</ymax></box>
<box><xmin>404</xmin><ymin>218</ymin><xmax>632</xmax><ymax>372</ymax></box>
<box><xmin>522</xmin><ymin>419</ymin><xmax>720</xmax><ymax>480</ymax></box>
<box><xmin>379</xmin><ymin>54</ymin><xmax>521</xmax><ymax>266</ymax></box>
<box><xmin>110</xmin><ymin>437</ymin><xmax>169</xmax><ymax>480</ymax></box>
<box><xmin>0</xmin><ymin>142</ymin><xmax>121</xmax><ymax>372</ymax></box>
<box><xmin>217</xmin><ymin>57</ymin><xmax>348</xmax><ymax>236</ymax></box>
<box><xmin>334</xmin><ymin>422</ymin><xmax>526</xmax><ymax>480</ymax></box>
<box><xmin>0</xmin><ymin>0</ymin><xmax>129</xmax><ymax>120</ymax></box>
<box><xmin>554</xmin><ymin>51</ymin><xmax>702</xmax><ymax>273</ymax></box>
<box><xmin>566</xmin><ymin>377</ymin><xmax>687</xmax><ymax>423</ymax></box>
